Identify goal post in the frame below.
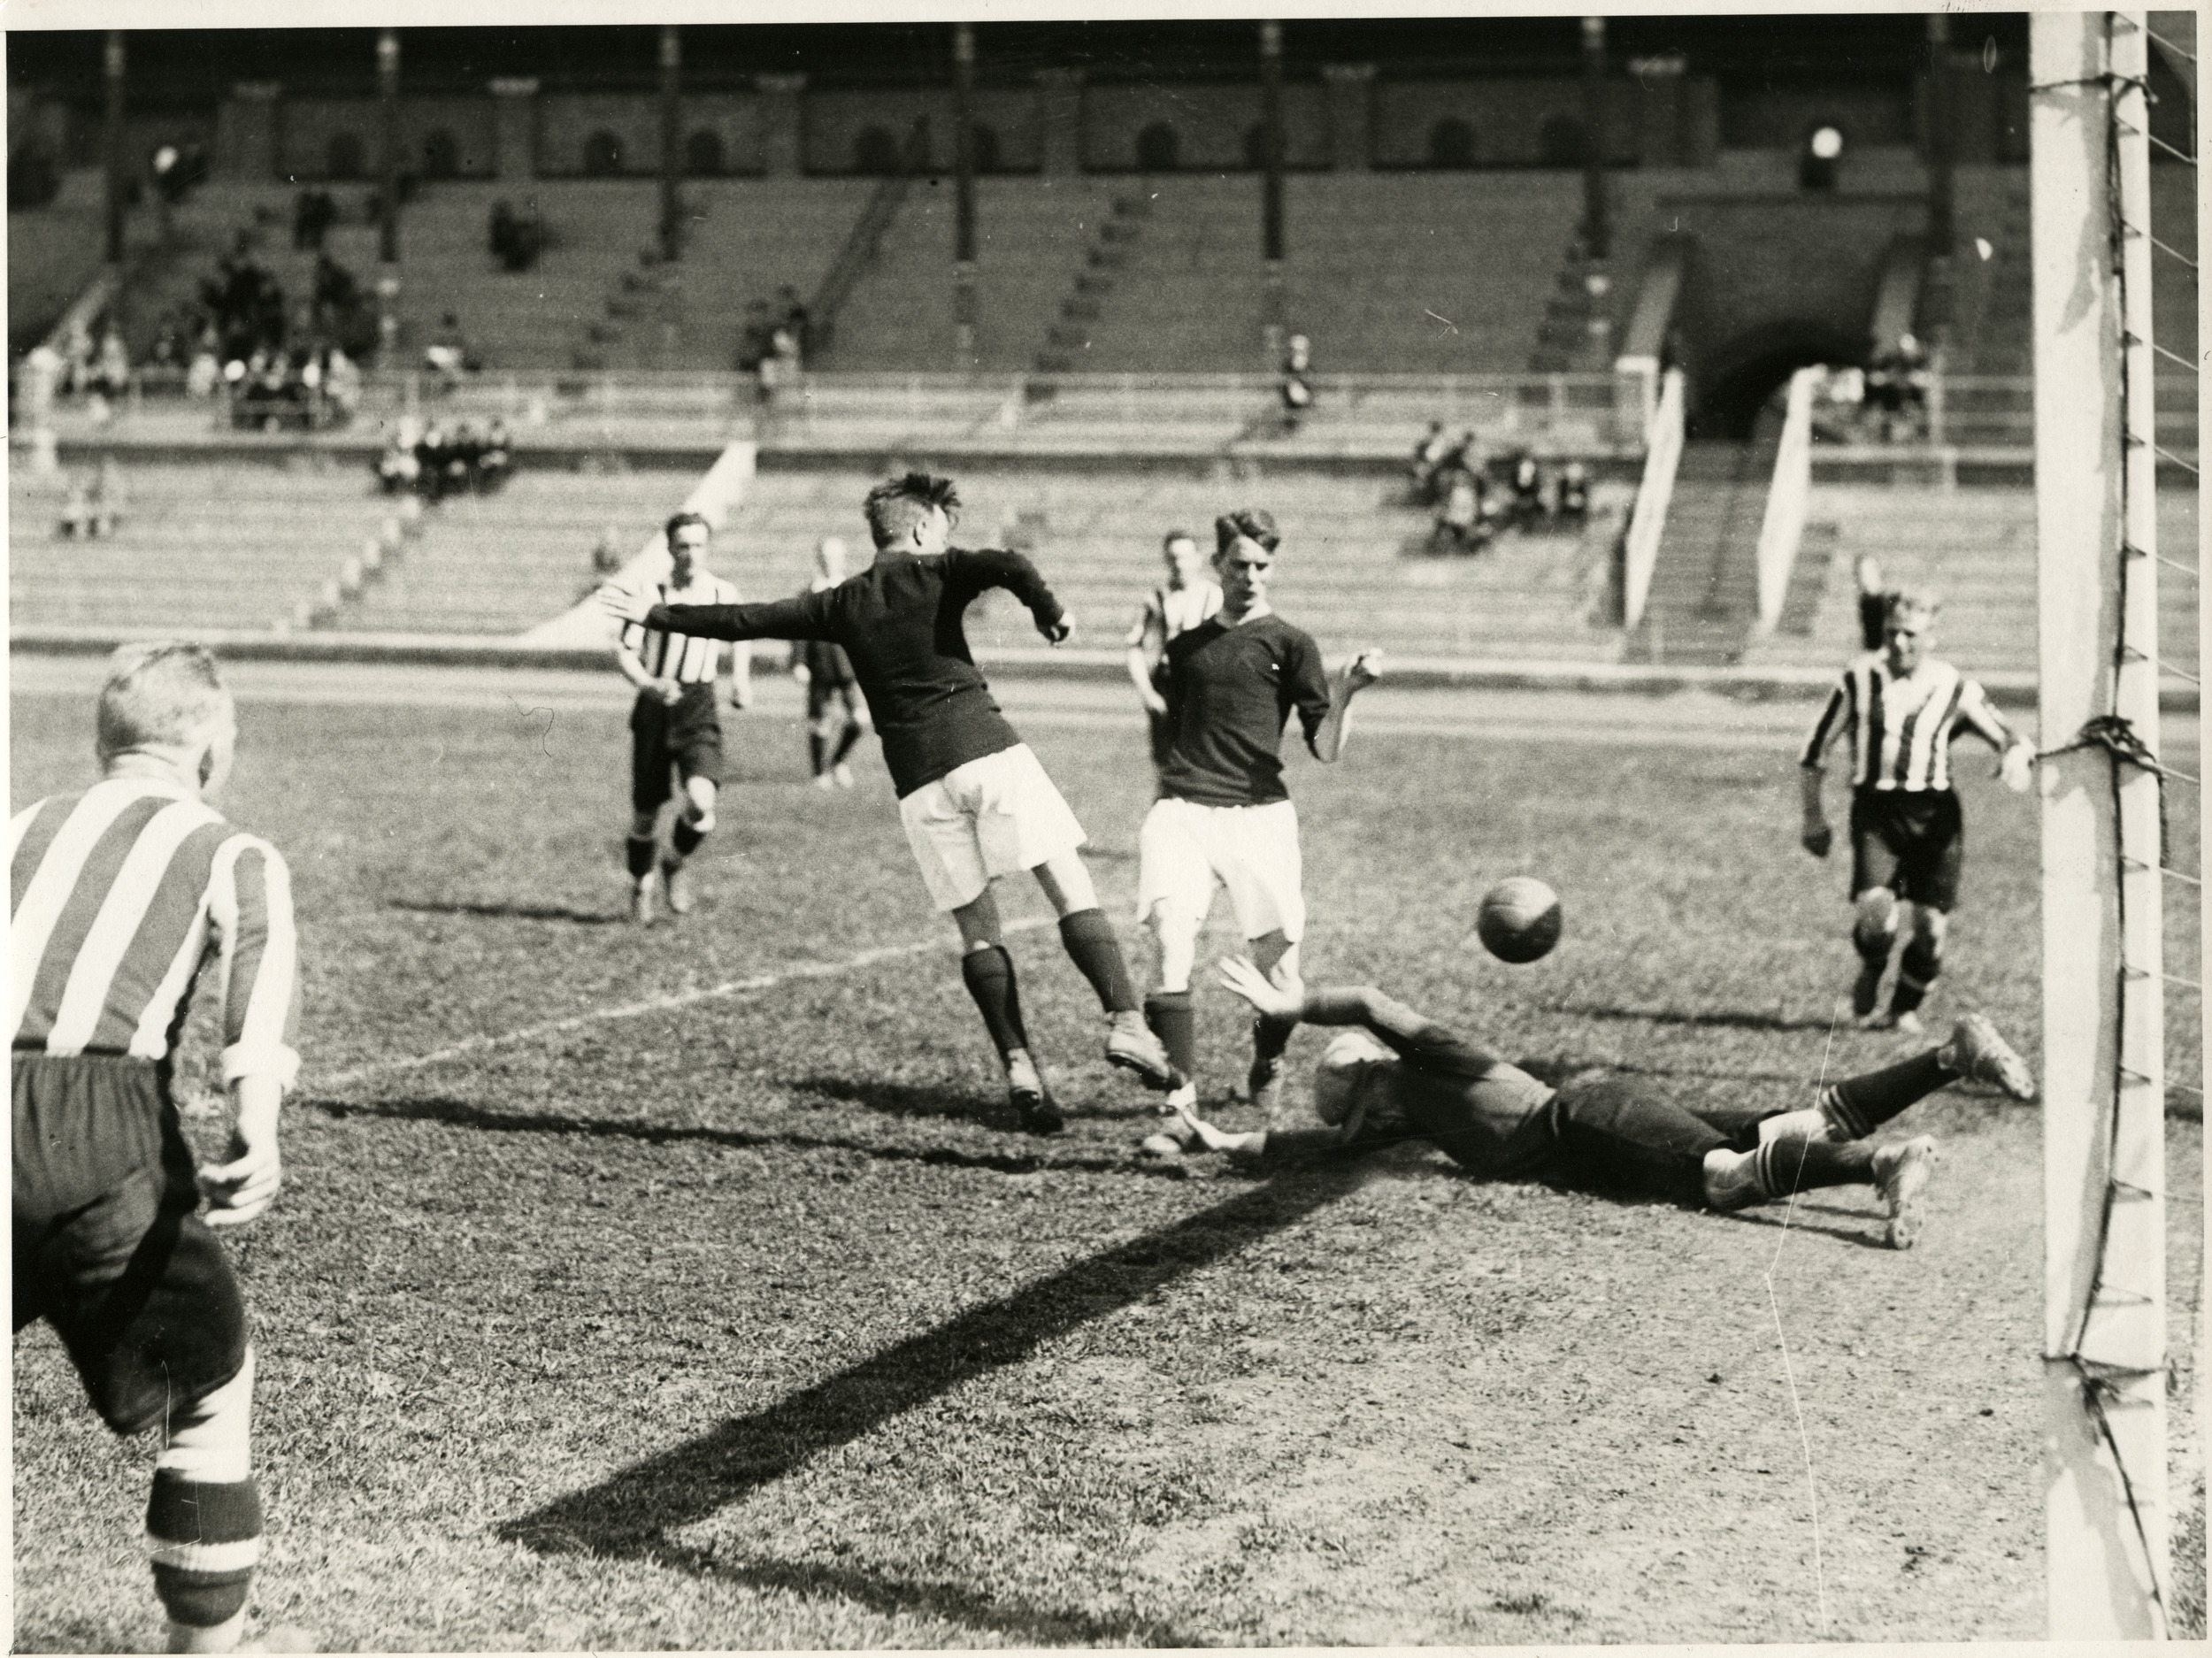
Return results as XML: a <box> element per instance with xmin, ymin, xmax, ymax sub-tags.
<box><xmin>2032</xmin><ymin>10</ymin><xmax>2170</xmax><ymax>1639</ymax></box>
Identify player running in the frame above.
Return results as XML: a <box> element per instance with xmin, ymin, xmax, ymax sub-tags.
<box><xmin>12</xmin><ymin>643</ymin><xmax>300</xmax><ymax>1653</ymax></box>
<box><xmin>612</xmin><ymin>510</ymin><xmax>751</xmax><ymax>925</ymax></box>
<box><xmin>1136</xmin><ymin>509</ymin><xmax>1379</xmax><ymax>1158</ymax></box>
<box><xmin>791</xmin><ymin>535</ymin><xmax>869</xmax><ymax>789</ymax></box>
<box><xmin>1172</xmin><ymin>956</ymin><xmax>2037</xmax><ymax>1248</ymax></box>
<box><xmin>1798</xmin><ymin>590</ymin><xmax>2034</xmax><ymax>1032</ymax></box>
<box><xmin>601</xmin><ymin>471</ymin><xmax>1177</xmax><ymax>1132</ymax></box>
<box><xmin>1125</xmin><ymin>527</ymin><xmax>1223</xmax><ymax>789</ymax></box>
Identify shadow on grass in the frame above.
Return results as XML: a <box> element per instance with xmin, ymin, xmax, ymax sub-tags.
<box><xmin>305</xmin><ymin>1093</ymin><xmax>1195</xmax><ymax>1180</ymax></box>
<box><xmin>388</xmin><ymin>897</ymin><xmax>623</xmax><ymax>926</ymax></box>
<box><xmin>497</xmin><ymin>1162</ymin><xmax>1365</xmax><ymax>1585</ymax></box>
<box><xmin>644</xmin><ymin>1542</ymin><xmax>1191</xmax><ymax>1647</ymax></box>
<box><xmin>1720</xmin><ymin>1207</ymin><xmax>1892</xmax><ymax>1249</ymax></box>
<box><xmin>791</xmin><ymin>1072</ymin><xmax>1164</xmax><ymax>1126</ymax></box>
<box><xmin>1549</xmin><ymin>1002</ymin><xmax>1843</xmax><ymax>1035</ymax></box>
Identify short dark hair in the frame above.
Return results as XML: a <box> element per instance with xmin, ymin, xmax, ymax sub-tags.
<box><xmin>664</xmin><ymin>510</ymin><xmax>710</xmax><ymax>547</ymax></box>
<box><xmin>864</xmin><ymin>472</ymin><xmax>961</xmax><ymax>550</ymax></box>
<box><xmin>1215</xmin><ymin>509</ymin><xmax>1280</xmax><ymax>557</ymax></box>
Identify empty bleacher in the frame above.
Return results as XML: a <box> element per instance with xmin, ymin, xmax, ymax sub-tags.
<box><xmin>1740</xmin><ymin>483</ymin><xmax>2200</xmax><ymax>680</ymax></box>
<box><xmin>9</xmin><ymin>460</ymin><xmax>402</xmax><ymax>632</ymax></box>
<box><xmin>327</xmin><ymin>468</ymin><xmax>702</xmax><ymax>634</ymax></box>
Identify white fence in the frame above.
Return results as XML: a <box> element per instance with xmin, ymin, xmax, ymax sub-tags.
<box><xmin>1754</xmin><ymin>367</ymin><xmax>1820</xmax><ymax>633</ymax></box>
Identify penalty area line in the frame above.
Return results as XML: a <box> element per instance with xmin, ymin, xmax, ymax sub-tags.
<box><xmin>314</xmin><ymin>914</ymin><xmax>1062</xmax><ymax>1091</ymax></box>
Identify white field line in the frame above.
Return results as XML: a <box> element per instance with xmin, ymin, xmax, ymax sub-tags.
<box><xmin>314</xmin><ymin>914</ymin><xmax>1061</xmax><ymax>1091</ymax></box>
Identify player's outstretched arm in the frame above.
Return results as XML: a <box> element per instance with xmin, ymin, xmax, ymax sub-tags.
<box><xmin>954</xmin><ymin>548</ymin><xmax>1072</xmax><ymax>643</ymax></box>
<box><xmin>653</xmin><ymin>593</ymin><xmax>831</xmax><ymax>644</ymax></box>
<box><xmin>1309</xmin><ymin>649</ymin><xmax>1383</xmax><ymax>763</ymax></box>
<box><xmin>1217</xmin><ymin>958</ymin><xmax>1447</xmax><ymax>1054</ymax></box>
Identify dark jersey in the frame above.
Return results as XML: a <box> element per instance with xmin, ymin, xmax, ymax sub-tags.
<box><xmin>792</xmin><ymin>581</ymin><xmax>856</xmax><ymax>686</ymax></box>
<box><xmin>1156</xmin><ymin>613</ymin><xmax>1333</xmax><ymax>808</ymax></box>
<box><xmin>652</xmin><ymin>547</ymin><xmax>1064</xmax><ymax>799</ymax></box>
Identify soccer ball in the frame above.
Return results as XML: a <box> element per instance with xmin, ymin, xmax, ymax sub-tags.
<box><xmin>1476</xmin><ymin>877</ymin><xmax>1562</xmax><ymax>964</ymax></box>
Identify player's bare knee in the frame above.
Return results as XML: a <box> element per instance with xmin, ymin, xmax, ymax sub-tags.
<box><xmin>1033</xmin><ymin>851</ymin><xmax>1099</xmax><ymax>917</ymax></box>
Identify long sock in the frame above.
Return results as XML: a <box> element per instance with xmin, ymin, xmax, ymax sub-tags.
<box><xmin>1058</xmin><ymin>908</ymin><xmax>1139</xmax><ymax>1013</ymax></box>
<box><xmin>808</xmin><ymin>731</ymin><xmax>826</xmax><ymax>775</ymax></box>
<box><xmin>1889</xmin><ymin>935</ymin><xmax>1942</xmax><ymax>1014</ymax></box>
<box><xmin>1853</xmin><ymin>913</ymin><xmax>1895</xmax><ymax>964</ymax></box>
<box><xmin>1252</xmin><ymin>1012</ymin><xmax>1295</xmax><ymax>1070</ymax></box>
<box><xmin>625</xmin><ymin>834</ymin><xmax>657</xmax><ymax>879</ymax></box>
<box><xmin>148</xmin><ymin>1354</ymin><xmax>262</xmax><ymax>1631</ymax></box>
<box><xmin>1144</xmin><ymin>990</ymin><xmax>1197</xmax><ymax>1077</ymax></box>
<box><xmin>1819</xmin><ymin>1050</ymin><xmax>1952</xmax><ymax>1139</ymax></box>
<box><xmin>1752</xmin><ymin>1135</ymin><xmax>1876</xmax><ymax>1198</ymax></box>
<box><xmin>961</xmin><ymin>944</ymin><xmax>1029</xmax><ymax>1059</ymax></box>
<box><xmin>669</xmin><ymin>817</ymin><xmax>706</xmax><ymax>864</ymax></box>
<box><xmin>831</xmin><ymin>718</ymin><xmax>865</xmax><ymax>766</ymax></box>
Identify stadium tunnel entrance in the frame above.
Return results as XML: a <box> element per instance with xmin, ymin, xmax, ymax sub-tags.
<box><xmin>1687</xmin><ymin>319</ymin><xmax>1864</xmax><ymax>440</ymax></box>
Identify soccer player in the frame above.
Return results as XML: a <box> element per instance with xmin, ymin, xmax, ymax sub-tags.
<box><xmin>1175</xmin><ymin>956</ymin><xmax>2037</xmax><ymax>1249</ymax></box>
<box><xmin>791</xmin><ymin>535</ymin><xmax>868</xmax><ymax>789</ymax></box>
<box><xmin>1798</xmin><ymin>590</ymin><xmax>2034</xmax><ymax>1032</ymax></box>
<box><xmin>613</xmin><ymin>510</ymin><xmax>751</xmax><ymax>924</ymax></box>
<box><xmin>1124</xmin><ymin>528</ymin><xmax>1223</xmax><ymax>788</ymax></box>
<box><xmin>602</xmin><ymin>472</ymin><xmax>1176</xmax><ymax>1131</ymax></box>
<box><xmin>1135</xmin><ymin>508</ymin><xmax>1380</xmax><ymax>1157</ymax></box>
<box><xmin>12</xmin><ymin>642</ymin><xmax>300</xmax><ymax>1653</ymax></box>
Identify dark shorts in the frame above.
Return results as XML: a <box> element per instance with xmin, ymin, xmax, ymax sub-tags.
<box><xmin>807</xmin><ymin>678</ymin><xmax>862</xmax><ymax>726</ymax></box>
<box><xmin>1850</xmin><ymin>787</ymin><xmax>1963</xmax><ymax>911</ymax></box>
<box><xmin>12</xmin><ymin>1053</ymin><xmax>248</xmax><ymax>1437</ymax></box>
<box><xmin>631</xmin><ymin>684</ymin><xmax>724</xmax><ymax>812</ymax></box>
<box><xmin>1535</xmin><ymin>1073</ymin><xmax>1730</xmax><ymax>1208</ymax></box>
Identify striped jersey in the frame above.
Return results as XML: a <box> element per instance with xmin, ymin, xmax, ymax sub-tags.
<box><xmin>1799</xmin><ymin>656</ymin><xmax>1993</xmax><ymax>792</ymax></box>
<box><xmin>1127</xmin><ymin>580</ymin><xmax>1225</xmax><ymax>676</ymax></box>
<box><xmin>10</xmin><ymin>776</ymin><xmax>299</xmax><ymax>1086</ymax></box>
<box><xmin>620</xmin><ymin>572</ymin><xmax>741</xmax><ymax>683</ymax></box>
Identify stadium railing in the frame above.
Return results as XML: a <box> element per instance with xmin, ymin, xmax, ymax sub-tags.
<box><xmin>1754</xmin><ymin>366</ymin><xmax>1819</xmax><ymax>633</ymax></box>
<box><xmin>1620</xmin><ymin>367</ymin><xmax>1685</xmax><ymax>629</ymax></box>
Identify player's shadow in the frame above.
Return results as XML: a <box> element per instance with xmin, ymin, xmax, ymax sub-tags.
<box><xmin>793</xmin><ymin>1071</ymin><xmax>1163</xmax><ymax>1127</ymax></box>
<box><xmin>639</xmin><ymin>1544</ymin><xmax>1190</xmax><ymax>1647</ymax></box>
<box><xmin>498</xmin><ymin>1161</ymin><xmax>1367</xmax><ymax>1568</ymax></box>
<box><xmin>308</xmin><ymin>1094</ymin><xmax>1194</xmax><ymax>1181</ymax></box>
<box><xmin>387</xmin><ymin>897</ymin><xmax>624</xmax><ymax>927</ymax></box>
<box><xmin>1548</xmin><ymin>1001</ymin><xmax>1840</xmax><ymax>1035</ymax></box>
<box><xmin>1718</xmin><ymin>1207</ymin><xmax>1894</xmax><ymax>1249</ymax></box>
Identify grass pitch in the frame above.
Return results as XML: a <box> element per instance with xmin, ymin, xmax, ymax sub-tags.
<box><xmin>11</xmin><ymin>672</ymin><xmax>2203</xmax><ymax>1649</ymax></box>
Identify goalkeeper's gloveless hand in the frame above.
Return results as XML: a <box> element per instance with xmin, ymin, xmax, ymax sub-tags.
<box><xmin>2000</xmin><ymin>742</ymin><xmax>2035</xmax><ymax>794</ymax></box>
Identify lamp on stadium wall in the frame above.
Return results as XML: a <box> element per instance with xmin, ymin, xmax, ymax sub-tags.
<box><xmin>377</xmin><ymin>29</ymin><xmax>402</xmax><ymax>365</ymax></box>
<box><xmin>1800</xmin><ymin>121</ymin><xmax>1844</xmax><ymax>189</ymax></box>
<box><xmin>954</xmin><ymin>22</ymin><xmax>979</xmax><ymax>365</ymax></box>
<box><xmin>103</xmin><ymin>30</ymin><xmax>125</xmax><ymax>266</ymax></box>
<box><xmin>1259</xmin><ymin>19</ymin><xmax>1286</xmax><ymax>361</ymax></box>
<box><xmin>658</xmin><ymin>26</ymin><xmax>682</xmax><ymax>264</ymax></box>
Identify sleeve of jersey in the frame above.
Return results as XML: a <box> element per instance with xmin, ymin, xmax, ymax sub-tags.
<box><xmin>650</xmin><ymin>593</ymin><xmax>829</xmax><ymax>642</ymax></box>
<box><xmin>954</xmin><ymin>548</ymin><xmax>1066</xmax><ymax>631</ymax></box>
<box><xmin>208</xmin><ymin>837</ymin><xmax>301</xmax><ymax>1091</ymax></box>
<box><xmin>1799</xmin><ymin>679</ymin><xmax>1849</xmax><ymax>769</ymax></box>
<box><xmin>1289</xmin><ymin>633</ymin><xmax>1334</xmax><ymax>740</ymax></box>
<box><xmin>1302</xmin><ymin>986</ymin><xmax>1467</xmax><ymax>1065</ymax></box>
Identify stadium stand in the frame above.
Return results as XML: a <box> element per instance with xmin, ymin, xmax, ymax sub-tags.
<box><xmin>1740</xmin><ymin>483</ymin><xmax>2200</xmax><ymax>679</ymax></box>
<box><xmin>327</xmin><ymin>468</ymin><xmax>698</xmax><ymax>634</ymax></box>
<box><xmin>701</xmin><ymin>464</ymin><xmax>1626</xmax><ymax>663</ymax></box>
<box><xmin>7</xmin><ymin>169</ymin><xmax>154</xmax><ymax>353</ymax></box>
<box><xmin>8</xmin><ymin>460</ymin><xmax>404</xmax><ymax>632</ymax></box>
<box><xmin>1629</xmin><ymin>432</ymin><xmax>1774</xmax><ymax>666</ymax></box>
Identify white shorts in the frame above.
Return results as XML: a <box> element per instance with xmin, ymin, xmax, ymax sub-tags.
<box><xmin>1136</xmin><ymin>796</ymin><xmax>1305</xmax><ymax>943</ymax></box>
<box><xmin>899</xmin><ymin>744</ymin><xmax>1088</xmax><ymax>912</ymax></box>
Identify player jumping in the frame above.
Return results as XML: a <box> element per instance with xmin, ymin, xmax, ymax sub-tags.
<box><xmin>612</xmin><ymin>510</ymin><xmax>750</xmax><ymax>924</ymax></box>
<box><xmin>1125</xmin><ymin>527</ymin><xmax>1223</xmax><ymax>790</ymax></box>
<box><xmin>12</xmin><ymin>643</ymin><xmax>300</xmax><ymax>1651</ymax></box>
<box><xmin>1173</xmin><ymin>956</ymin><xmax>2037</xmax><ymax>1248</ymax></box>
<box><xmin>601</xmin><ymin>472</ymin><xmax>1177</xmax><ymax>1132</ymax></box>
<box><xmin>1136</xmin><ymin>509</ymin><xmax>1379</xmax><ymax>1157</ymax></box>
<box><xmin>1798</xmin><ymin>590</ymin><xmax>2033</xmax><ymax>1032</ymax></box>
<box><xmin>791</xmin><ymin>534</ymin><xmax>868</xmax><ymax>789</ymax></box>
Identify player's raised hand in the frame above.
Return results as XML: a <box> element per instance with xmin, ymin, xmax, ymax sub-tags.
<box><xmin>1342</xmin><ymin>649</ymin><xmax>1385</xmax><ymax>692</ymax></box>
<box><xmin>1217</xmin><ymin>955</ymin><xmax>1301</xmax><ymax>1019</ymax></box>
<box><xmin>595</xmin><ymin>583</ymin><xmax>651</xmax><ymax>627</ymax></box>
<box><xmin>1040</xmin><ymin>611</ymin><xmax>1075</xmax><ymax>646</ymax></box>
<box><xmin>2000</xmin><ymin>741</ymin><xmax>2035</xmax><ymax>794</ymax></box>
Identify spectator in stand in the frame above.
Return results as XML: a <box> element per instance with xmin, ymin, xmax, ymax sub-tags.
<box><xmin>476</xmin><ymin>418</ymin><xmax>512</xmax><ymax>492</ymax></box>
<box><xmin>1855</xmin><ymin>556</ymin><xmax>1893</xmax><ymax>652</ymax></box>
<box><xmin>1409</xmin><ymin>421</ymin><xmax>1453</xmax><ymax>504</ymax></box>
<box><xmin>776</xmin><ymin>284</ymin><xmax>812</xmax><ymax>357</ymax></box>
<box><xmin>415</xmin><ymin>425</ymin><xmax>450</xmax><ymax>502</ymax></box>
<box><xmin>322</xmin><ymin>347</ymin><xmax>361</xmax><ymax>421</ymax></box>
<box><xmin>1279</xmin><ymin>334</ymin><xmax>1314</xmax><ymax>433</ymax></box>
<box><xmin>1432</xmin><ymin>463</ymin><xmax>1486</xmax><ymax>556</ymax></box>
<box><xmin>1507</xmin><ymin>450</ymin><xmax>1545</xmax><ymax>529</ymax></box>
<box><xmin>772</xmin><ymin>319</ymin><xmax>803</xmax><ymax>383</ymax></box>
<box><xmin>90</xmin><ymin>457</ymin><xmax>126</xmax><ymax>538</ymax></box>
<box><xmin>1556</xmin><ymin>461</ymin><xmax>1592</xmax><ymax>526</ymax></box>
<box><xmin>61</xmin><ymin>319</ymin><xmax>95</xmax><ymax>397</ymax></box>
<box><xmin>58</xmin><ymin>476</ymin><xmax>95</xmax><ymax>540</ymax></box>
<box><xmin>425</xmin><ymin>314</ymin><xmax>474</xmax><ymax>392</ymax></box>
<box><xmin>90</xmin><ymin>326</ymin><xmax>132</xmax><ymax>399</ymax></box>
<box><xmin>445</xmin><ymin>426</ymin><xmax>485</xmax><ymax>495</ymax></box>
<box><xmin>376</xmin><ymin>429</ymin><xmax>420</xmax><ymax>495</ymax></box>
<box><xmin>186</xmin><ymin>328</ymin><xmax>223</xmax><ymax>399</ymax></box>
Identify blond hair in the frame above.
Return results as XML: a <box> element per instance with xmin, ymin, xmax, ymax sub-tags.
<box><xmin>96</xmin><ymin>641</ymin><xmax>231</xmax><ymax>761</ymax></box>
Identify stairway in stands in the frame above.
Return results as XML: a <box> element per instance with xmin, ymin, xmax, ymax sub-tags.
<box><xmin>1627</xmin><ymin>434</ymin><xmax>1771</xmax><ymax>667</ymax></box>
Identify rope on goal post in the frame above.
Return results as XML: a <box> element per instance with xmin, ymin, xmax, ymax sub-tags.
<box><xmin>2030</xmin><ymin>11</ymin><xmax>2196</xmax><ymax>1634</ymax></box>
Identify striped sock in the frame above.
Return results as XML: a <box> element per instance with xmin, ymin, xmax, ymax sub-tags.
<box><xmin>1820</xmin><ymin>1051</ymin><xmax>1952</xmax><ymax>1138</ymax></box>
<box><xmin>1753</xmin><ymin>1135</ymin><xmax>1875</xmax><ymax>1198</ymax></box>
<box><xmin>625</xmin><ymin>834</ymin><xmax>657</xmax><ymax>880</ymax></box>
<box><xmin>147</xmin><ymin>1353</ymin><xmax>262</xmax><ymax>1631</ymax></box>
